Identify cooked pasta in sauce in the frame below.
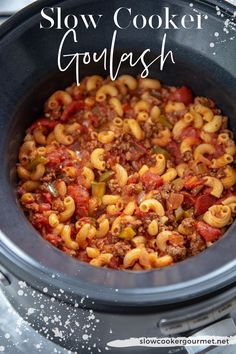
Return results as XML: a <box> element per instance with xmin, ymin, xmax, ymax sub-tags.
<box><xmin>17</xmin><ymin>75</ymin><xmax>236</xmax><ymax>270</ymax></box>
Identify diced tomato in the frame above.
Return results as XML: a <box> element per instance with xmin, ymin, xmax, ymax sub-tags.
<box><xmin>184</xmin><ymin>176</ymin><xmax>204</xmax><ymax>189</ymax></box>
<box><xmin>129</xmin><ymin>148</ymin><xmax>143</xmax><ymax>161</ymax></box>
<box><xmin>134</xmin><ymin>208</ymin><xmax>147</xmax><ymax>218</ymax></box>
<box><xmin>123</xmin><ymin>103</ymin><xmax>131</xmax><ymax>113</ymax></box>
<box><xmin>127</xmin><ymin>174</ymin><xmax>140</xmax><ymax>184</ymax></box>
<box><xmin>89</xmin><ymin>114</ymin><xmax>100</xmax><ymax>127</ymax></box>
<box><xmin>196</xmin><ymin>221</ymin><xmax>222</xmax><ymax>242</ymax></box>
<box><xmin>167</xmin><ymin>193</ymin><xmax>184</xmax><ymax>210</ymax></box>
<box><xmin>76</xmin><ymin>171</ymin><xmax>87</xmax><ymax>187</ymax></box>
<box><xmin>44</xmin><ymin>233</ymin><xmax>61</xmax><ymax>246</ymax></box>
<box><xmin>108</xmin><ymin>256</ymin><xmax>120</xmax><ymax>269</ymax></box>
<box><xmin>67</xmin><ymin>185</ymin><xmax>89</xmax><ymax>216</ymax></box>
<box><xmin>205</xmin><ymin>135</ymin><xmax>224</xmax><ymax>159</ymax></box>
<box><xmin>168</xmin><ymin>86</ymin><xmax>194</xmax><ymax>105</ymax></box>
<box><xmin>195</xmin><ymin>194</ymin><xmax>217</xmax><ymax>216</ymax></box>
<box><xmin>38</xmin><ymin>203</ymin><xmax>51</xmax><ymax>213</ymax></box>
<box><xmin>129</xmin><ymin>142</ymin><xmax>147</xmax><ymax>161</ymax></box>
<box><xmin>141</xmin><ymin>172</ymin><xmax>163</xmax><ymax>191</ymax></box>
<box><xmin>166</xmin><ymin>141</ymin><xmax>181</xmax><ymax>164</ymax></box>
<box><xmin>181</xmin><ymin>126</ymin><xmax>200</xmax><ymax>139</ymax></box>
<box><xmin>214</xmin><ymin>142</ymin><xmax>225</xmax><ymax>158</ymax></box>
<box><xmin>182</xmin><ymin>192</ymin><xmax>195</xmax><ymax>208</ymax></box>
<box><xmin>77</xmin><ymin>250</ymin><xmax>90</xmax><ymax>262</ymax></box>
<box><xmin>32</xmin><ymin>214</ymin><xmax>49</xmax><ymax>229</ymax></box>
<box><xmin>106</xmin><ymin>233</ymin><xmax>113</xmax><ymax>244</ymax></box>
<box><xmin>97</xmin><ymin>104</ymin><xmax>109</xmax><ymax>116</ymax></box>
<box><xmin>202</xmin><ymin>187</ymin><xmax>213</xmax><ymax>195</ymax></box>
<box><xmin>29</xmin><ymin>118</ymin><xmax>58</xmax><ymax>132</ymax></box>
<box><xmin>43</xmin><ymin>192</ymin><xmax>52</xmax><ymax>204</ymax></box>
<box><xmin>61</xmin><ymin>100</ymin><xmax>85</xmax><ymax>121</ymax></box>
<box><xmin>209</xmin><ymin>133</ymin><xmax>218</xmax><ymax>140</ymax></box>
<box><xmin>46</xmin><ymin>148</ymin><xmax>67</xmax><ymax>168</ymax></box>
<box><xmin>133</xmin><ymin>141</ymin><xmax>147</xmax><ymax>154</ymax></box>
<box><xmin>80</xmin><ymin>124</ymin><xmax>89</xmax><ymax>134</ymax></box>
<box><xmin>104</xmin><ymin>151</ymin><xmax>118</xmax><ymax>168</ymax></box>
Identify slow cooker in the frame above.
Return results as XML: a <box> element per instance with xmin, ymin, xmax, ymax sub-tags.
<box><xmin>0</xmin><ymin>0</ymin><xmax>235</xmax><ymax>353</ymax></box>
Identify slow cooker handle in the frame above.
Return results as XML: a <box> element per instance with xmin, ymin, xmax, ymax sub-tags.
<box><xmin>185</xmin><ymin>317</ymin><xmax>236</xmax><ymax>354</ymax></box>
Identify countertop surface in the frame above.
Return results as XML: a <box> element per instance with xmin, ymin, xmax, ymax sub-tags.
<box><xmin>0</xmin><ymin>290</ymin><xmax>71</xmax><ymax>354</ymax></box>
<box><xmin>1</xmin><ymin>288</ymin><xmax>236</xmax><ymax>354</ymax></box>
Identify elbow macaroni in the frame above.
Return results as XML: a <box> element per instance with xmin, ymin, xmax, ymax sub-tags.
<box><xmin>59</xmin><ymin>196</ymin><xmax>75</xmax><ymax>222</ymax></box>
<box><xmin>203</xmin><ymin>205</ymin><xmax>231</xmax><ymax>228</ymax></box>
<box><xmin>203</xmin><ymin>176</ymin><xmax>223</xmax><ymax>198</ymax></box>
<box><xmin>115</xmin><ymin>163</ymin><xmax>128</xmax><ymax>187</ymax></box>
<box><xmin>139</xmin><ymin>199</ymin><xmax>165</xmax><ymax>216</ymax></box>
<box><xmin>96</xmin><ymin>84</ymin><xmax>118</xmax><ymax>101</ymax></box>
<box><xmin>127</xmin><ymin>119</ymin><xmax>145</xmax><ymax>140</ymax></box>
<box><xmin>90</xmin><ymin>148</ymin><xmax>106</xmax><ymax>170</ymax></box>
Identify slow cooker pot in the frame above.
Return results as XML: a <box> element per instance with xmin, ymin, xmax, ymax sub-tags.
<box><xmin>0</xmin><ymin>0</ymin><xmax>235</xmax><ymax>353</ymax></box>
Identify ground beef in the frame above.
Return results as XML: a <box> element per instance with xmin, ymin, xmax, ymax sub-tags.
<box><xmin>217</xmin><ymin>168</ymin><xmax>227</xmax><ymax>179</ymax></box>
<box><xmin>108</xmin><ymin>179</ymin><xmax>122</xmax><ymax>194</ymax></box>
<box><xmin>187</xmin><ymin>232</ymin><xmax>206</xmax><ymax>256</ymax></box>
<box><xmin>124</xmin><ymin>183</ymin><xmax>143</xmax><ymax>196</ymax></box>
<box><xmin>83</xmin><ymin>139</ymin><xmax>102</xmax><ymax>153</ymax></box>
<box><xmin>41</xmin><ymin>171</ymin><xmax>56</xmax><ymax>182</ymax></box>
<box><xmin>220</xmin><ymin>117</ymin><xmax>228</xmax><ymax>130</ymax></box>
<box><xmin>183</xmin><ymin>151</ymin><xmax>193</xmax><ymax>162</ymax></box>
<box><xmin>164</xmin><ymin>212</ymin><xmax>175</xmax><ymax>224</ymax></box>
<box><xmin>137</xmin><ymin>213</ymin><xmax>159</xmax><ymax>234</ymax></box>
<box><xmin>182</xmin><ymin>217</ymin><xmax>195</xmax><ymax>229</ymax></box>
<box><xmin>194</xmin><ymin>97</ymin><xmax>215</xmax><ymax>109</ymax></box>
<box><xmin>113</xmin><ymin>241</ymin><xmax>132</xmax><ymax>257</ymax></box>
<box><xmin>143</xmin><ymin>121</ymin><xmax>163</xmax><ymax>138</ymax></box>
<box><xmin>23</xmin><ymin>202</ymin><xmax>39</xmax><ymax>212</ymax></box>
<box><xmin>165</xmin><ymin>109</ymin><xmax>188</xmax><ymax>125</ymax></box>
<box><xmin>166</xmin><ymin>245</ymin><xmax>187</xmax><ymax>261</ymax></box>
<box><xmin>160</xmin><ymin>184</ymin><xmax>172</xmax><ymax>200</ymax></box>
<box><xmin>51</xmin><ymin>198</ymin><xmax>64</xmax><ymax>212</ymax></box>
<box><xmin>145</xmin><ymin>190</ymin><xmax>162</xmax><ymax>204</ymax></box>
<box><xmin>108</xmin><ymin>256</ymin><xmax>121</xmax><ymax>269</ymax></box>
